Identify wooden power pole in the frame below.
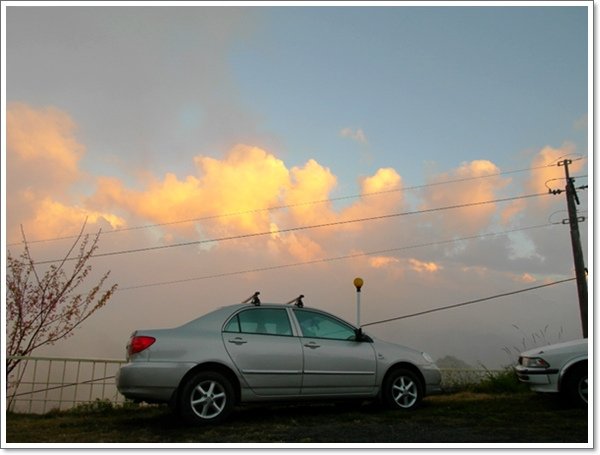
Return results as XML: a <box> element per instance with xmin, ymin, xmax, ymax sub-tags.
<box><xmin>558</xmin><ymin>159</ymin><xmax>588</xmax><ymax>338</ymax></box>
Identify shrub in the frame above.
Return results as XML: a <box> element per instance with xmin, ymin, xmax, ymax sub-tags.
<box><xmin>468</xmin><ymin>367</ymin><xmax>529</xmax><ymax>394</ymax></box>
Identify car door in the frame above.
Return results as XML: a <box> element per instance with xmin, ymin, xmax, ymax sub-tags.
<box><xmin>222</xmin><ymin>307</ymin><xmax>303</xmax><ymax>396</ymax></box>
<box><xmin>292</xmin><ymin>309</ymin><xmax>377</xmax><ymax>395</ymax></box>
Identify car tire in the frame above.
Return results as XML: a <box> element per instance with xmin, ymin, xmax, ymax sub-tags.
<box><xmin>382</xmin><ymin>368</ymin><xmax>423</xmax><ymax>411</ymax></box>
<box><xmin>562</xmin><ymin>362</ymin><xmax>587</xmax><ymax>408</ymax></box>
<box><xmin>179</xmin><ymin>371</ymin><xmax>235</xmax><ymax>424</ymax></box>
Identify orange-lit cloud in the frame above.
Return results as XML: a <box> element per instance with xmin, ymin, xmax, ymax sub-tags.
<box><xmin>194</xmin><ymin>145</ymin><xmax>290</xmax><ymax>232</ymax></box>
<box><xmin>527</xmin><ymin>144</ymin><xmax>584</xmax><ymax>196</ymax></box>
<box><xmin>7</xmin><ymin>102</ymin><xmax>83</xmax><ymax>184</ymax></box>
<box><xmin>409</xmin><ymin>258</ymin><xmax>441</xmax><ymax>273</ymax></box>
<box><xmin>6</xmin><ymin>103</ymin><xmax>122</xmax><ymax>241</ymax></box>
<box><xmin>515</xmin><ymin>273</ymin><xmax>537</xmax><ymax>283</ymax></box>
<box><xmin>91</xmin><ymin>145</ymin><xmax>290</xmax><ymax>239</ymax></box>
<box><xmin>24</xmin><ymin>197</ymin><xmax>125</xmax><ymax>240</ymax></box>
<box><xmin>341</xmin><ymin>167</ymin><xmax>404</xmax><ymax>225</ymax></box>
<box><xmin>421</xmin><ymin>160</ymin><xmax>510</xmax><ymax>236</ymax></box>
<box><xmin>12</xmin><ymin>102</ymin><xmax>575</xmax><ymax>279</ymax></box>
<box><xmin>276</xmin><ymin>232</ymin><xmax>325</xmax><ymax>263</ymax></box>
<box><xmin>369</xmin><ymin>256</ymin><xmax>400</xmax><ymax>269</ymax></box>
<box><xmin>88</xmin><ymin>143</ymin><xmax>410</xmax><ymax>261</ymax></box>
<box><xmin>284</xmin><ymin>159</ymin><xmax>337</xmax><ymax>227</ymax></box>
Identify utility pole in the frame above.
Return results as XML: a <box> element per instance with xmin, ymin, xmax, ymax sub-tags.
<box><xmin>557</xmin><ymin>159</ymin><xmax>588</xmax><ymax>338</ymax></box>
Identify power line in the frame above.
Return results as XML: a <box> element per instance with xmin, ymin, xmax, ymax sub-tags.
<box><xmin>9</xmin><ymin>162</ymin><xmax>558</xmax><ymax>247</ymax></box>
<box><xmin>117</xmin><ymin>222</ymin><xmax>556</xmax><ymax>291</ymax></box>
<box><xmin>361</xmin><ymin>277</ymin><xmax>577</xmax><ymax>327</ymax></box>
<box><xmin>34</xmin><ymin>191</ymin><xmax>551</xmax><ymax>265</ymax></box>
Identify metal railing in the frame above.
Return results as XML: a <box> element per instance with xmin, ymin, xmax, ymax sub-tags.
<box><xmin>6</xmin><ymin>355</ymin><xmax>504</xmax><ymax>414</ymax></box>
<box><xmin>6</xmin><ymin>356</ymin><xmax>126</xmax><ymax>414</ymax></box>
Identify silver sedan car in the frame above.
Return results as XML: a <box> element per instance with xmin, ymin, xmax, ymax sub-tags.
<box><xmin>117</xmin><ymin>295</ymin><xmax>442</xmax><ymax>424</ymax></box>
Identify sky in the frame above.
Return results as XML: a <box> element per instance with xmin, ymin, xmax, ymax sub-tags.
<box><xmin>2</xmin><ymin>1</ymin><xmax>592</xmax><ymax>369</ymax></box>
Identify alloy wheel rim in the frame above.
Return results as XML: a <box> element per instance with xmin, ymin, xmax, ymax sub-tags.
<box><xmin>392</xmin><ymin>376</ymin><xmax>418</xmax><ymax>408</ymax></box>
<box><xmin>190</xmin><ymin>380</ymin><xmax>227</xmax><ymax>419</ymax></box>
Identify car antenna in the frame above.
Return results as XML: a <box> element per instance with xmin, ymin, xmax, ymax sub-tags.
<box><xmin>286</xmin><ymin>294</ymin><xmax>304</xmax><ymax>308</ymax></box>
<box><xmin>242</xmin><ymin>291</ymin><xmax>261</xmax><ymax>306</ymax></box>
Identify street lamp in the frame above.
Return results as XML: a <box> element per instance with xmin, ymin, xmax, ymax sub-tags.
<box><xmin>353</xmin><ymin>277</ymin><xmax>364</xmax><ymax>326</ymax></box>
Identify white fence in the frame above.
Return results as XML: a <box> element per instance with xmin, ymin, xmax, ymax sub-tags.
<box><xmin>6</xmin><ymin>356</ymin><xmax>502</xmax><ymax>414</ymax></box>
<box><xmin>7</xmin><ymin>356</ymin><xmax>126</xmax><ymax>414</ymax></box>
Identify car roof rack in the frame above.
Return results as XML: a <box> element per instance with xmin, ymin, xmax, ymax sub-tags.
<box><xmin>242</xmin><ymin>291</ymin><xmax>261</xmax><ymax>306</ymax></box>
<box><xmin>286</xmin><ymin>294</ymin><xmax>304</xmax><ymax>308</ymax></box>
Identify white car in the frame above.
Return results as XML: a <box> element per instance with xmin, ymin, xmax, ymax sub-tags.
<box><xmin>514</xmin><ymin>339</ymin><xmax>588</xmax><ymax>406</ymax></box>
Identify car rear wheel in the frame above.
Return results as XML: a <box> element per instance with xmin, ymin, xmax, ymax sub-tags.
<box><xmin>382</xmin><ymin>368</ymin><xmax>423</xmax><ymax>410</ymax></box>
<box><xmin>179</xmin><ymin>371</ymin><xmax>234</xmax><ymax>424</ymax></box>
<box><xmin>562</xmin><ymin>362</ymin><xmax>587</xmax><ymax>407</ymax></box>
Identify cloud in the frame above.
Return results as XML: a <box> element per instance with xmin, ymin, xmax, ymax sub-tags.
<box><xmin>409</xmin><ymin>258</ymin><xmax>442</xmax><ymax>273</ymax></box>
<box><xmin>527</xmin><ymin>144</ymin><xmax>584</xmax><ymax>197</ymax></box>
<box><xmin>269</xmin><ymin>231</ymin><xmax>325</xmax><ymax>263</ymax></box>
<box><xmin>341</xmin><ymin>167</ymin><xmax>404</xmax><ymax>223</ymax></box>
<box><xmin>9</xmin><ymin>104</ymin><xmax>580</xmax><ymax>293</ymax></box>
<box><xmin>87</xmin><ymin>142</ymin><xmax>405</xmax><ymax>261</ymax></box>
<box><xmin>6</xmin><ymin>105</ymin><xmax>409</xmax><ymax>265</ymax></box>
<box><xmin>6</xmin><ymin>103</ymin><xmax>121</xmax><ymax>240</ymax></box>
<box><xmin>7</xmin><ymin>8</ymin><xmax>262</xmax><ymax>171</ymax></box>
<box><xmin>516</xmin><ymin>273</ymin><xmax>537</xmax><ymax>283</ymax></box>
<box><xmin>340</xmin><ymin>127</ymin><xmax>368</xmax><ymax>144</ymax></box>
<box><xmin>369</xmin><ymin>256</ymin><xmax>400</xmax><ymax>269</ymax></box>
<box><xmin>23</xmin><ymin>197</ymin><xmax>125</xmax><ymax>240</ymax></box>
<box><xmin>283</xmin><ymin>159</ymin><xmax>338</xmax><ymax>227</ymax></box>
<box><xmin>499</xmin><ymin>198</ymin><xmax>527</xmax><ymax>226</ymax></box>
<box><xmin>420</xmin><ymin>160</ymin><xmax>510</xmax><ymax>236</ymax></box>
<box><xmin>90</xmin><ymin>145</ymin><xmax>290</xmax><ymax>239</ymax></box>
<box><xmin>7</xmin><ymin>102</ymin><xmax>84</xmax><ymax>190</ymax></box>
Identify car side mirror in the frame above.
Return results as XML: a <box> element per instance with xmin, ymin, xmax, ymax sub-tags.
<box><xmin>354</xmin><ymin>328</ymin><xmax>372</xmax><ymax>342</ymax></box>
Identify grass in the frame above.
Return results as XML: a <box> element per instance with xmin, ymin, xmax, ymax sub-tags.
<box><xmin>6</xmin><ymin>390</ymin><xmax>589</xmax><ymax>445</ymax></box>
<box><xmin>467</xmin><ymin>367</ymin><xmax>531</xmax><ymax>394</ymax></box>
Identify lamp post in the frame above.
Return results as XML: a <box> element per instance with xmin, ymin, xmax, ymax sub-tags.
<box><xmin>353</xmin><ymin>277</ymin><xmax>364</xmax><ymax>326</ymax></box>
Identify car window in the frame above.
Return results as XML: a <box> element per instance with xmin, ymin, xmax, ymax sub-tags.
<box><xmin>223</xmin><ymin>316</ymin><xmax>241</xmax><ymax>333</ymax></box>
<box><xmin>224</xmin><ymin>308</ymin><xmax>293</xmax><ymax>336</ymax></box>
<box><xmin>294</xmin><ymin>309</ymin><xmax>356</xmax><ymax>340</ymax></box>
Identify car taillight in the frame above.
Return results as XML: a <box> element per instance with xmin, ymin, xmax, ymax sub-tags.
<box><xmin>128</xmin><ymin>336</ymin><xmax>156</xmax><ymax>356</ymax></box>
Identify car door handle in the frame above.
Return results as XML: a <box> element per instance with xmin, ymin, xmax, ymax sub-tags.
<box><xmin>304</xmin><ymin>342</ymin><xmax>320</xmax><ymax>349</ymax></box>
<box><xmin>228</xmin><ymin>338</ymin><xmax>247</xmax><ymax>345</ymax></box>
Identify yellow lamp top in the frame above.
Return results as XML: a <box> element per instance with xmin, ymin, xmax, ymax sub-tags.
<box><xmin>353</xmin><ymin>277</ymin><xmax>364</xmax><ymax>291</ymax></box>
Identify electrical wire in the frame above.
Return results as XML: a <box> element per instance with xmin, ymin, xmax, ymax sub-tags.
<box><xmin>116</xmin><ymin>222</ymin><xmax>556</xmax><ymax>291</ymax></box>
<box><xmin>361</xmin><ymin>277</ymin><xmax>577</xmax><ymax>327</ymax></box>
<box><xmin>34</xmin><ymin>191</ymin><xmax>552</xmax><ymax>265</ymax></box>
<box><xmin>8</xmin><ymin>162</ymin><xmax>560</xmax><ymax>247</ymax></box>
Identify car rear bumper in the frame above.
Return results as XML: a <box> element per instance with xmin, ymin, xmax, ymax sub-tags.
<box><xmin>116</xmin><ymin>361</ymin><xmax>192</xmax><ymax>403</ymax></box>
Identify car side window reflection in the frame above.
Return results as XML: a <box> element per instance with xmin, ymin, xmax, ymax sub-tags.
<box><xmin>223</xmin><ymin>308</ymin><xmax>292</xmax><ymax>336</ymax></box>
<box><xmin>294</xmin><ymin>309</ymin><xmax>356</xmax><ymax>340</ymax></box>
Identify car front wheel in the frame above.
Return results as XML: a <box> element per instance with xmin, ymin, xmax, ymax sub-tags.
<box><xmin>562</xmin><ymin>362</ymin><xmax>587</xmax><ymax>407</ymax></box>
<box><xmin>382</xmin><ymin>368</ymin><xmax>423</xmax><ymax>410</ymax></box>
<box><xmin>179</xmin><ymin>371</ymin><xmax>234</xmax><ymax>424</ymax></box>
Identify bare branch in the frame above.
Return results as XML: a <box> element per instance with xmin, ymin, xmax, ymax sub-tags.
<box><xmin>6</xmin><ymin>221</ymin><xmax>117</xmax><ymax>378</ymax></box>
